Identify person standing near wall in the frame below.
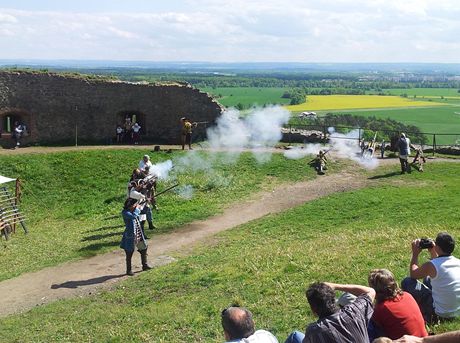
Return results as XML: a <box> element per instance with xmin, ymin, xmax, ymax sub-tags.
<box><xmin>180</xmin><ymin>117</ymin><xmax>196</xmax><ymax>150</ymax></box>
<box><xmin>116</xmin><ymin>124</ymin><xmax>123</xmax><ymax>144</ymax></box>
<box><xmin>132</xmin><ymin>122</ymin><xmax>141</xmax><ymax>145</ymax></box>
<box><xmin>12</xmin><ymin>121</ymin><xmax>24</xmax><ymax>149</ymax></box>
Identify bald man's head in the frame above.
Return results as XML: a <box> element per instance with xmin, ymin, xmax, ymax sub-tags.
<box><xmin>221</xmin><ymin>306</ymin><xmax>255</xmax><ymax>340</ymax></box>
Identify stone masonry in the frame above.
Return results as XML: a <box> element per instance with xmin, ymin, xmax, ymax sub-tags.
<box><xmin>0</xmin><ymin>70</ymin><xmax>223</xmax><ymax>147</ymax></box>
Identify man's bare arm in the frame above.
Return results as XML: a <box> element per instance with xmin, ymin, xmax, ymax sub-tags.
<box><xmin>394</xmin><ymin>330</ymin><xmax>460</xmax><ymax>343</ymax></box>
<box><xmin>324</xmin><ymin>282</ymin><xmax>376</xmax><ymax>302</ymax></box>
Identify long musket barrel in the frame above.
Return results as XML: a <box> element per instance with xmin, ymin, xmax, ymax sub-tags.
<box><xmin>155</xmin><ymin>183</ymin><xmax>179</xmax><ymax>197</ymax></box>
<box><xmin>308</xmin><ymin>148</ymin><xmax>332</xmax><ymax>164</ymax></box>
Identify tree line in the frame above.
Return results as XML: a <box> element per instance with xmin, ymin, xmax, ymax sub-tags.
<box><xmin>299</xmin><ymin>113</ymin><xmax>428</xmax><ymax>144</ymax></box>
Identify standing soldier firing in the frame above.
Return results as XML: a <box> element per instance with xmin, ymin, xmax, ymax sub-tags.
<box><xmin>180</xmin><ymin>117</ymin><xmax>196</xmax><ymax>150</ymax></box>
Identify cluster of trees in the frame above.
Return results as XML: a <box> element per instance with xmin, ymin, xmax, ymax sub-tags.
<box><xmin>282</xmin><ymin>88</ymin><xmax>308</xmax><ymax>105</ymax></box>
<box><xmin>282</xmin><ymin>87</ymin><xmax>365</xmax><ymax>102</ymax></box>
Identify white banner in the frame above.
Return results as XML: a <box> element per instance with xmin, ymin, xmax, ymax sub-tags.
<box><xmin>0</xmin><ymin>175</ymin><xmax>15</xmax><ymax>185</ymax></box>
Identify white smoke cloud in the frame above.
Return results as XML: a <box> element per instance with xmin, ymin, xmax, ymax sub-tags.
<box><xmin>174</xmin><ymin>184</ymin><xmax>194</xmax><ymax>200</ymax></box>
<box><xmin>283</xmin><ymin>128</ymin><xmax>379</xmax><ymax>169</ymax></box>
<box><xmin>150</xmin><ymin>159</ymin><xmax>174</xmax><ymax>180</ymax></box>
<box><xmin>328</xmin><ymin>128</ymin><xmax>379</xmax><ymax>169</ymax></box>
<box><xmin>283</xmin><ymin>143</ymin><xmax>324</xmax><ymax>160</ymax></box>
<box><xmin>207</xmin><ymin>106</ymin><xmax>290</xmax><ymax>162</ymax></box>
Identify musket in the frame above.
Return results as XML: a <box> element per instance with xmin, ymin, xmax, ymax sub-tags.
<box><xmin>155</xmin><ymin>183</ymin><xmax>179</xmax><ymax>197</ymax></box>
<box><xmin>308</xmin><ymin>149</ymin><xmax>332</xmax><ymax>164</ymax></box>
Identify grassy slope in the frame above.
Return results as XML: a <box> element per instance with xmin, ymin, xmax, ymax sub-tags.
<box><xmin>0</xmin><ymin>149</ymin><xmax>322</xmax><ymax>282</ymax></box>
<box><xmin>2</xmin><ymin>162</ymin><xmax>459</xmax><ymax>342</ymax></box>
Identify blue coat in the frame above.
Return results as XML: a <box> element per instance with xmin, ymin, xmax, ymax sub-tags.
<box><xmin>120</xmin><ymin>208</ymin><xmax>147</xmax><ymax>252</ymax></box>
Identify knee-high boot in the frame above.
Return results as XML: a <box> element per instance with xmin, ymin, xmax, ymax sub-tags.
<box><xmin>125</xmin><ymin>250</ymin><xmax>134</xmax><ymax>276</ymax></box>
<box><xmin>140</xmin><ymin>249</ymin><xmax>152</xmax><ymax>271</ymax></box>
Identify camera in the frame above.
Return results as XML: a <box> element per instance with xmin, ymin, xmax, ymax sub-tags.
<box><xmin>419</xmin><ymin>238</ymin><xmax>434</xmax><ymax>249</ymax></box>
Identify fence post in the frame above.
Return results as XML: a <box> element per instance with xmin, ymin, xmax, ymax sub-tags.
<box><xmin>433</xmin><ymin>134</ymin><xmax>436</xmax><ymax>156</ymax></box>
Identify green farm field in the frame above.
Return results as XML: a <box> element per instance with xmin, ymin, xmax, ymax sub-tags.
<box><xmin>375</xmin><ymin>88</ymin><xmax>460</xmax><ymax>98</ymax></box>
<box><xmin>202</xmin><ymin>87</ymin><xmax>290</xmax><ymax>107</ymax></box>
<box><xmin>202</xmin><ymin>87</ymin><xmax>460</xmax><ymax>145</ymax></box>
<box><xmin>2</xmin><ymin>161</ymin><xmax>460</xmax><ymax>341</ymax></box>
<box><xmin>325</xmin><ymin>106</ymin><xmax>460</xmax><ymax>145</ymax></box>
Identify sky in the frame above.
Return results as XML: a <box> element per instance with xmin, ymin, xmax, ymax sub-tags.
<box><xmin>0</xmin><ymin>0</ymin><xmax>459</xmax><ymax>63</ymax></box>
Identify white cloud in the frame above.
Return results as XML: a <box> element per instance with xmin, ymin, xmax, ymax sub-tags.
<box><xmin>0</xmin><ymin>1</ymin><xmax>459</xmax><ymax>62</ymax></box>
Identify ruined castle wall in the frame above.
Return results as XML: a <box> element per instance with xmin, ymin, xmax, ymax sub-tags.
<box><xmin>0</xmin><ymin>71</ymin><xmax>223</xmax><ymax>146</ymax></box>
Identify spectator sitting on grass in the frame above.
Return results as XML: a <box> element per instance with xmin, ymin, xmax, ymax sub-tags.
<box><xmin>368</xmin><ymin>269</ymin><xmax>427</xmax><ymax>340</ymax></box>
<box><xmin>402</xmin><ymin>232</ymin><xmax>460</xmax><ymax>323</ymax></box>
<box><xmin>221</xmin><ymin>306</ymin><xmax>278</xmax><ymax>343</ymax></box>
<box><xmin>285</xmin><ymin>281</ymin><xmax>375</xmax><ymax>343</ymax></box>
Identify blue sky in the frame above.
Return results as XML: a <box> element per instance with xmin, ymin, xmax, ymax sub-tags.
<box><xmin>1</xmin><ymin>0</ymin><xmax>459</xmax><ymax>63</ymax></box>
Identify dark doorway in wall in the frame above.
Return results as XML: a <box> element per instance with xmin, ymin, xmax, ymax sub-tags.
<box><xmin>0</xmin><ymin>109</ymin><xmax>31</xmax><ymax>137</ymax></box>
<box><xmin>117</xmin><ymin>110</ymin><xmax>146</xmax><ymax>144</ymax></box>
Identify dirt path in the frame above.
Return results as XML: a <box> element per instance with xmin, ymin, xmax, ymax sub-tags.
<box><xmin>0</xmin><ymin>156</ymin><xmax>457</xmax><ymax>318</ymax></box>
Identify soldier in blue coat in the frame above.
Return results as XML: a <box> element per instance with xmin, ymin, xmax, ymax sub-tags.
<box><xmin>121</xmin><ymin>198</ymin><xmax>152</xmax><ymax>276</ymax></box>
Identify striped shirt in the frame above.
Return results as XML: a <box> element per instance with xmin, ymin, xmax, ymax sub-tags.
<box><xmin>303</xmin><ymin>294</ymin><xmax>373</xmax><ymax>343</ymax></box>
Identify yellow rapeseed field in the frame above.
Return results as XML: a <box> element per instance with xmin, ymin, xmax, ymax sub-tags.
<box><xmin>286</xmin><ymin>95</ymin><xmax>446</xmax><ymax>112</ymax></box>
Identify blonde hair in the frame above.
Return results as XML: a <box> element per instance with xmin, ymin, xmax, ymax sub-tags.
<box><xmin>368</xmin><ymin>269</ymin><xmax>403</xmax><ymax>303</ymax></box>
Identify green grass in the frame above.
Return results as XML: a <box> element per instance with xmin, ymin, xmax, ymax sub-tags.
<box><xmin>1</xmin><ymin>162</ymin><xmax>459</xmax><ymax>342</ymax></box>
<box><xmin>0</xmin><ymin>149</ymin><xmax>322</xmax><ymax>282</ymax></box>
<box><xmin>202</xmin><ymin>87</ymin><xmax>291</xmax><ymax>107</ymax></box>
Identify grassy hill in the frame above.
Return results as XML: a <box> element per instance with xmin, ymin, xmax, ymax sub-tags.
<box><xmin>1</xmin><ymin>160</ymin><xmax>459</xmax><ymax>341</ymax></box>
<box><xmin>0</xmin><ymin>149</ymin><xmax>320</xmax><ymax>282</ymax></box>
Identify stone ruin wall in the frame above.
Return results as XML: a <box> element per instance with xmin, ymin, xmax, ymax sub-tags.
<box><xmin>0</xmin><ymin>71</ymin><xmax>223</xmax><ymax>147</ymax></box>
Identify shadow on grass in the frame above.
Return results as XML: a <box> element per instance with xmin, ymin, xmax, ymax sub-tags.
<box><xmin>50</xmin><ymin>274</ymin><xmax>125</xmax><ymax>289</ymax></box>
<box><xmin>104</xmin><ymin>195</ymin><xmax>125</xmax><ymax>205</ymax></box>
<box><xmin>85</xmin><ymin>224</ymin><xmax>123</xmax><ymax>233</ymax></box>
<box><xmin>81</xmin><ymin>230</ymin><xmax>123</xmax><ymax>242</ymax></box>
<box><xmin>368</xmin><ymin>171</ymin><xmax>401</xmax><ymax>180</ymax></box>
<box><xmin>104</xmin><ymin>214</ymin><xmax>120</xmax><ymax>221</ymax></box>
<box><xmin>79</xmin><ymin>240</ymin><xmax>120</xmax><ymax>253</ymax></box>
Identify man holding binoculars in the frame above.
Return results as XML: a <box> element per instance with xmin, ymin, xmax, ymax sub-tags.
<box><xmin>402</xmin><ymin>232</ymin><xmax>460</xmax><ymax>323</ymax></box>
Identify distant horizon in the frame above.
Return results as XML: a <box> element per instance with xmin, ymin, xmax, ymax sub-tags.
<box><xmin>2</xmin><ymin>59</ymin><xmax>460</xmax><ymax>65</ymax></box>
<box><xmin>2</xmin><ymin>59</ymin><xmax>460</xmax><ymax>74</ymax></box>
<box><xmin>0</xmin><ymin>1</ymin><xmax>459</xmax><ymax>63</ymax></box>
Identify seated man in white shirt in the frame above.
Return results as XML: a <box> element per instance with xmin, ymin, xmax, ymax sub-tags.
<box><xmin>221</xmin><ymin>306</ymin><xmax>278</xmax><ymax>343</ymax></box>
<box><xmin>402</xmin><ymin>232</ymin><xmax>460</xmax><ymax>323</ymax></box>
